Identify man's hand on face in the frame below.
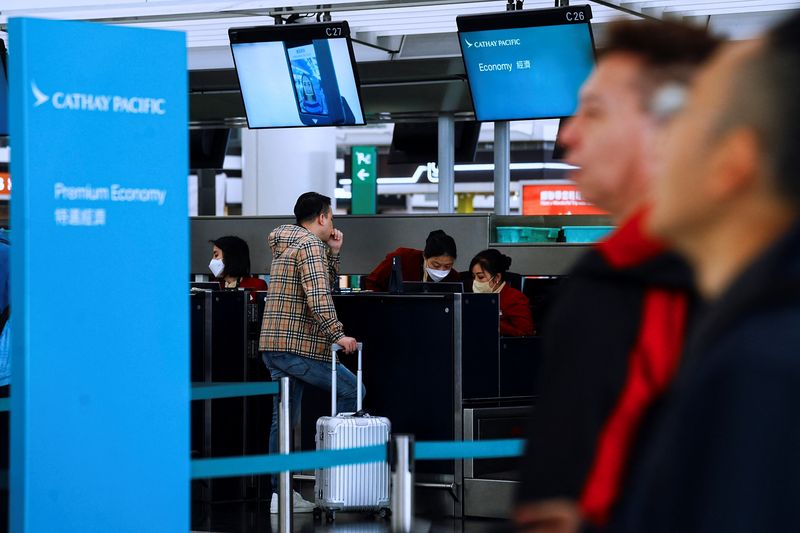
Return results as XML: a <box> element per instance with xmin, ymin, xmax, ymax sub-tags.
<box><xmin>328</xmin><ymin>229</ymin><xmax>344</xmax><ymax>254</ymax></box>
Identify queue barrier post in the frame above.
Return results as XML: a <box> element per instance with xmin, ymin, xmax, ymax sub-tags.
<box><xmin>278</xmin><ymin>377</ymin><xmax>292</xmax><ymax>533</ymax></box>
<box><xmin>391</xmin><ymin>434</ymin><xmax>415</xmax><ymax>532</ymax></box>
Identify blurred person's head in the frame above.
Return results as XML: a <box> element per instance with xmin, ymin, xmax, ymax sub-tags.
<box><xmin>649</xmin><ymin>13</ymin><xmax>800</xmax><ymax>297</ymax></box>
<box><xmin>423</xmin><ymin>230</ymin><xmax>457</xmax><ymax>280</ymax></box>
<box><xmin>295</xmin><ymin>192</ymin><xmax>334</xmax><ymax>242</ymax></box>
<box><xmin>560</xmin><ymin>20</ymin><xmax>720</xmax><ymax>221</ymax></box>
<box><xmin>470</xmin><ymin>249</ymin><xmax>513</xmax><ymax>294</ymax></box>
<box><xmin>209</xmin><ymin>236</ymin><xmax>252</xmax><ymax>280</ymax></box>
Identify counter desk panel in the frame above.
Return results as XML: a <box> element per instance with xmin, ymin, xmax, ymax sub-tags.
<box><xmin>298</xmin><ymin>292</ymin><xmax>499</xmax><ymax>517</ymax></box>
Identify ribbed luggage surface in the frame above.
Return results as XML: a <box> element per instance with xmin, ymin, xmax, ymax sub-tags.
<box><xmin>315</xmin><ymin>415</ymin><xmax>391</xmax><ymax>511</ymax></box>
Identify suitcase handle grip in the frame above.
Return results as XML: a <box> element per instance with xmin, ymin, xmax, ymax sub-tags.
<box><xmin>331</xmin><ymin>342</ymin><xmax>363</xmax><ymax>352</ymax></box>
<box><xmin>331</xmin><ymin>342</ymin><xmax>363</xmax><ymax>417</ymax></box>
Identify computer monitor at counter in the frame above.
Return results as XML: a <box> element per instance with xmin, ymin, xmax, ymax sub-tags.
<box><xmin>401</xmin><ymin>281</ymin><xmax>464</xmax><ymax>294</ymax></box>
<box><xmin>190</xmin><ymin>281</ymin><xmax>220</xmax><ymax>290</ymax></box>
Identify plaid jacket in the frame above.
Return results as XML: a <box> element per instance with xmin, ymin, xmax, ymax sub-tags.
<box><xmin>259</xmin><ymin>224</ymin><xmax>344</xmax><ymax>362</ymax></box>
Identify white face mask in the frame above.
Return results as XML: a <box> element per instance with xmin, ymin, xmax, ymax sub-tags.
<box><xmin>472</xmin><ymin>279</ymin><xmax>496</xmax><ymax>294</ymax></box>
<box><xmin>426</xmin><ymin>267</ymin><xmax>451</xmax><ymax>282</ymax></box>
<box><xmin>208</xmin><ymin>258</ymin><xmax>225</xmax><ymax>278</ymax></box>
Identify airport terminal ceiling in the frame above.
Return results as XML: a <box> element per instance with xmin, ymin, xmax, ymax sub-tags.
<box><xmin>2</xmin><ymin>1</ymin><xmax>799</xmax><ymax>124</ymax></box>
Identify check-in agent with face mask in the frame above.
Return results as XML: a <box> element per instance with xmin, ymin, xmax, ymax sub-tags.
<box><xmin>469</xmin><ymin>249</ymin><xmax>534</xmax><ymax>337</ymax></box>
<box><xmin>363</xmin><ymin>229</ymin><xmax>461</xmax><ymax>292</ymax></box>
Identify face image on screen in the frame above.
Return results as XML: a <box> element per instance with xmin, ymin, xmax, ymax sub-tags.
<box><xmin>459</xmin><ymin>16</ymin><xmax>595</xmax><ymax>121</ymax></box>
<box><xmin>230</xmin><ymin>28</ymin><xmax>365</xmax><ymax>129</ymax></box>
<box><xmin>288</xmin><ymin>44</ymin><xmax>329</xmax><ymax>117</ymax></box>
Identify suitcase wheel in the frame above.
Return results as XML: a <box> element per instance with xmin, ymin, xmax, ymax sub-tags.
<box><xmin>378</xmin><ymin>507</ymin><xmax>391</xmax><ymax>520</ymax></box>
<box><xmin>312</xmin><ymin>507</ymin><xmax>322</xmax><ymax>522</ymax></box>
<box><xmin>325</xmin><ymin>510</ymin><xmax>336</xmax><ymax>523</ymax></box>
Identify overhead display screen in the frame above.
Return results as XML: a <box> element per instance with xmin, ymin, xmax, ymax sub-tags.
<box><xmin>229</xmin><ymin>22</ymin><xmax>366</xmax><ymax>128</ymax></box>
<box><xmin>0</xmin><ymin>41</ymin><xmax>8</xmax><ymax>136</ymax></box>
<box><xmin>388</xmin><ymin>121</ymin><xmax>481</xmax><ymax>164</ymax></box>
<box><xmin>457</xmin><ymin>5</ymin><xmax>595</xmax><ymax>122</ymax></box>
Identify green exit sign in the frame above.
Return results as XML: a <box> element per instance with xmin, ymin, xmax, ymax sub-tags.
<box><xmin>351</xmin><ymin>145</ymin><xmax>377</xmax><ymax>214</ymax></box>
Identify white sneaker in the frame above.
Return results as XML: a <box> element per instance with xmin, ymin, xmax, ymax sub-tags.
<box><xmin>270</xmin><ymin>491</ymin><xmax>316</xmax><ymax>514</ymax></box>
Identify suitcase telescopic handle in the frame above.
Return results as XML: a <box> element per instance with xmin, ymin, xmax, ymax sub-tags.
<box><xmin>331</xmin><ymin>342</ymin><xmax>363</xmax><ymax>352</ymax></box>
<box><xmin>331</xmin><ymin>342</ymin><xmax>363</xmax><ymax>417</ymax></box>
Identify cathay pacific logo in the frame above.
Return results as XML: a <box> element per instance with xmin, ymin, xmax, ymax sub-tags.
<box><xmin>32</xmin><ymin>82</ymin><xmax>49</xmax><ymax>107</ymax></box>
<box><xmin>463</xmin><ymin>38</ymin><xmax>521</xmax><ymax>49</ymax></box>
<box><xmin>30</xmin><ymin>81</ymin><xmax>167</xmax><ymax>116</ymax></box>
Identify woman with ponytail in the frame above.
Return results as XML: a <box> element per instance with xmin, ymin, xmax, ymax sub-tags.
<box><xmin>469</xmin><ymin>249</ymin><xmax>534</xmax><ymax>337</ymax></box>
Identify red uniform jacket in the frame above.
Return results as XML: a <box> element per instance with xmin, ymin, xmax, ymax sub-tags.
<box><xmin>363</xmin><ymin>247</ymin><xmax>460</xmax><ymax>291</ymax></box>
<box><xmin>217</xmin><ymin>276</ymin><xmax>268</xmax><ymax>291</ymax></box>
<box><xmin>499</xmin><ymin>283</ymin><xmax>535</xmax><ymax>337</ymax></box>
<box><xmin>218</xmin><ymin>276</ymin><xmax>268</xmax><ymax>302</ymax></box>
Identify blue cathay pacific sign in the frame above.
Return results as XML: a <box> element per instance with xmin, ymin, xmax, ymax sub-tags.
<box><xmin>9</xmin><ymin>18</ymin><xmax>188</xmax><ymax>533</ymax></box>
<box><xmin>29</xmin><ymin>81</ymin><xmax>167</xmax><ymax>114</ymax></box>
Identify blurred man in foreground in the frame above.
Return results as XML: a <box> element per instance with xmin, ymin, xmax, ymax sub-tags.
<box><xmin>614</xmin><ymin>12</ymin><xmax>800</xmax><ymax>532</ymax></box>
<box><xmin>515</xmin><ymin>20</ymin><xmax>719</xmax><ymax>533</ymax></box>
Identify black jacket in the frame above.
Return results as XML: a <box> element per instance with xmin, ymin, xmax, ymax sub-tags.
<box><xmin>613</xmin><ymin>222</ymin><xmax>800</xmax><ymax>533</ymax></box>
<box><xmin>518</xmin><ymin>231</ymin><xmax>693</xmax><ymax>503</ymax></box>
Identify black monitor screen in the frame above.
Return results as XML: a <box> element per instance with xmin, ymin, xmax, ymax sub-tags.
<box><xmin>457</xmin><ymin>5</ymin><xmax>596</xmax><ymax>121</ymax></box>
<box><xmin>229</xmin><ymin>22</ymin><xmax>366</xmax><ymax>129</ymax></box>
<box><xmin>0</xmin><ymin>41</ymin><xmax>8</xmax><ymax>137</ymax></box>
<box><xmin>189</xmin><ymin>129</ymin><xmax>229</xmax><ymax>170</ymax></box>
<box><xmin>388</xmin><ymin>121</ymin><xmax>481</xmax><ymax>165</ymax></box>
<box><xmin>552</xmin><ymin>117</ymin><xmax>570</xmax><ymax>160</ymax></box>
<box><xmin>190</xmin><ymin>281</ymin><xmax>220</xmax><ymax>290</ymax></box>
<box><xmin>402</xmin><ymin>282</ymin><xmax>464</xmax><ymax>294</ymax></box>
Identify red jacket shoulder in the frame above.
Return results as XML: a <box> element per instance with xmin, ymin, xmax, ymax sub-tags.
<box><xmin>239</xmin><ymin>277</ymin><xmax>268</xmax><ymax>291</ymax></box>
<box><xmin>501</xmin><ymin>284</ymin><xmax>529</xmax><ymax>304</ymax></box>
<box><xmin>499</xmin><ymin>284</ymin><xmax>535</xmax><ymax>336</ymax></box>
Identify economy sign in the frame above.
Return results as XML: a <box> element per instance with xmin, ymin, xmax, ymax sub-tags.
<box><xmin>9</xmin><ymin>18</ymin><xmax>188</xmax><ymax>532</ymax></box>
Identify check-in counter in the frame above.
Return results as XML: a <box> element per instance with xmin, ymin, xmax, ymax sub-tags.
<box><xmin>296</xmin><ymin>292</ymin><xmax>499</xmax><ymax>517</ymax></box>
<box><xmin>461</xmin><ymin>335</ymin><xmax>543</xmax><ymax>518</ymax></box>
<box><xmin>189</xmin><ymin>289</ymin><xmax>548</xmax><ymax>520</ymax></box>
<box><xmin>188</xmin><ymin>214</ymin><xmax>610</xmax><ymax>517</ymax></box>
<box><xmin>190</xmin><ymin>289</ymin><xmax>270</xmax><ymax>505</ymax></box>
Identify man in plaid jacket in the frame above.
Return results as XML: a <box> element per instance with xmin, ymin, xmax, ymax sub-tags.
<box><xmin>260</xmin><ymin>192</ymin><xmax>359</xmax><ymax>513</ymax></box>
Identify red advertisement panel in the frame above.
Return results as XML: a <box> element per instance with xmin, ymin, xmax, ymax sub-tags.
<box><xmin>0</xmin><ymin>172</ymin><xmax>9</xmax><ymax>200</ymax></box>
<box><xmin>522</xmin><ymin>182</ymin><xmax>607</xmax><ymax>216</ymax></box>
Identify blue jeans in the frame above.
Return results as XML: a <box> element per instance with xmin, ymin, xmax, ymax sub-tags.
<box><xmin>262</xmin><ymin>351</ymin><xmax>366</xmax><ymax>490</ymax></box>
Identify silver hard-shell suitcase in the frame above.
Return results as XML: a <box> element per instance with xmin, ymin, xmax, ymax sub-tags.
<box><xmin>314</xmin><ymin>342</ymin><xmax>391</xmax><ymax>523</ymax></box>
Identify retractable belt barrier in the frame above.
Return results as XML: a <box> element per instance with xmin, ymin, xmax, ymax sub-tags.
<box><xmin>190</xmin><ymin>381</ymin><xmax>279</xmax><ymax>400</ymax></box>
<box><xmin>190</xmin><ymin>438</ymin><xmax>525</xmax><ymax>480</ymax></box>
<box><xmin>0</xmin><ymin>381</ymin><xmax>522</xmax><ymax>532</ymax></box>
<box><xmin>0</xmin><ymin>382</ymin><xmax>281</xmax><ymax>412</ymax></box>
<box><xmin>0</xmin><ymin>385</ymin><xmax>524</xmax><ymax>506</ymax></box>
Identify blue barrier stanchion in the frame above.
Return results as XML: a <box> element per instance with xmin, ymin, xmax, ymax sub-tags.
<box><xmin>190</xmin><ymin>382</ymin><xmax>279</xmax><ymax>401</ymax></box>
<box><xmin>414</xmin><ymin>439</ymin><xmax>525</xmax><ymax>460</ymax></box>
